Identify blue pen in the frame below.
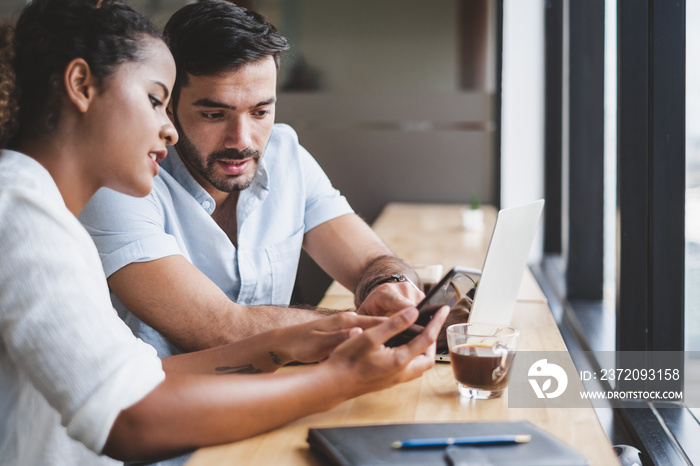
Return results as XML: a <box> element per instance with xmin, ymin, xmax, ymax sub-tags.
<box><xmin>391</xmin><ymin>434</ymin><xmax>531</xmax><ymax>449</ymax></box>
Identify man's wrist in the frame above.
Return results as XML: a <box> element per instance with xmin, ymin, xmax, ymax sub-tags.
<box><xmin>354</xmin><ymin>256</ymin><xmax>420</xmax><ymax>308</ymax></box>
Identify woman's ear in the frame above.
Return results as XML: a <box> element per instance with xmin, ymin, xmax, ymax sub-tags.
<box><xmin>63</xmin><ymin>58</ymin><xmax>95</xmax><ymax>113</ymax></box>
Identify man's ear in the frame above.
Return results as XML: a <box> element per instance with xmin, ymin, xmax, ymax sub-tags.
<box><xmin>63</xmin><ymin>58</ymin><xmax>95</xmax><ymax>113</ymax></box>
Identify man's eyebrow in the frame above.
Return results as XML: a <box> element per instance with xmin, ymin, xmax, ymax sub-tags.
<box><xmin>192</xmin><ymin>97</ymin><xmax>277</xmax><ymax>110</ymax></box>
<box><xmin>255</xmin><ymin>97</ymin><xmax>277</xmax><ymax>108</ymax></box>
<box><xmin>193</xmin><ymin>98</ymin><xmax>234</xmax><ymax>110</ymax></box>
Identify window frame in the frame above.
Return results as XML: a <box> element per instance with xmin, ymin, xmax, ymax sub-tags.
<box><xmin>535</xmin><ymin>0</ymin><xmax>696</xmax><ymax>463</ymax></box>
<box><xmin>617</xmin><ymin>0</ymin><xmax>685</xmax><ymax>354</ymax></box>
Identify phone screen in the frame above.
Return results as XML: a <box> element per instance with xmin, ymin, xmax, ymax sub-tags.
<box><xmin>384</xmin><ymin>267</ymin><xmax>479</xmax><ymax>347</ymax></box>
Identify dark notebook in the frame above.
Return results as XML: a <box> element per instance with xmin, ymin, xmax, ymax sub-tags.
<box><xmin>307</xmin><ymin>421</ymin><xmax>589</xmax><ymax>466</ymax></box>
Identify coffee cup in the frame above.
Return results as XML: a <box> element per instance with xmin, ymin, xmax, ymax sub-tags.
<box><xmin>412</xmin><ymin>264</ymin><xmax>443</xmax><ymax>294</ymax></box>
<box><xmin>446</xmin><ymin>323</ymin><xmax>518</xmax><ymax>399</ymax></box>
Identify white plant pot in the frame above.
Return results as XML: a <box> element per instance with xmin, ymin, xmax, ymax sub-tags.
<box><xmin>461</xmin><ymin>208</ymin><xmax>484</xmax><ymax>231</ymax></box>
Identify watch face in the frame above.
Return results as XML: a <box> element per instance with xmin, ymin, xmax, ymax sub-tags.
<box><xmin>379</xmin><ymin>274</ymin><xmax>405</xmax><ymax>285</ymax></box>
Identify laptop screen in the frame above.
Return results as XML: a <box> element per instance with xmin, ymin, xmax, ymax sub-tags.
<box><xmin>467</xmin><ymin>199</ymin><xmax>544</xmax><ymax>325</ymax></box>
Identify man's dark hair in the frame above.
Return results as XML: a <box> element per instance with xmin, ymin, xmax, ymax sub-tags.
<box><xmin>164</xmin><ymin>0</ymin><xmax>289</xmax><ymax>107</ymax></box>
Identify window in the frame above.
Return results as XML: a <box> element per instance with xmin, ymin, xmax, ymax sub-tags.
<box><xmin>538</xmin><ymin>0</ymin><xmax>700</xmax><ymax>463</ymax></box>
<box><xmin>686</xmin><ymin>0</ymin><xmax>700</xmax><ymax>422</ymax></box>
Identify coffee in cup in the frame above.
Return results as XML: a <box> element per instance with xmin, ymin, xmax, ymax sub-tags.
<box><xmin>446</xmin><ymin>323</ymin><xmax>518</xmax><ymax>399</ymax></box>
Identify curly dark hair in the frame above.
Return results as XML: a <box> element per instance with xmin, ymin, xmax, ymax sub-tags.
<box><xmin>0</xmin><ymin>0</ymin><xmax>162</xmax><ymax>148</ymax></box>
<box><xmin>0</xmin><ymin>25</ymin><xmax>18</xmax><ymax>148</ymax></box>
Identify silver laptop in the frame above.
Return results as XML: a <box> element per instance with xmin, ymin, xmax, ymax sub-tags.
<box><xmin>467</xmin><ymin>199</ymin><xmax>544</xmax><ymax>325</ymax></box>
<box><xmin>434</xmin><ymin>199</ymin><xmax>544</xmax><ymax>361</ymax></box>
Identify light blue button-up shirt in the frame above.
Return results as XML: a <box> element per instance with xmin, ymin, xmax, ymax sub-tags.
<box><xmin>80</xmin><ymin>124</ymin><xmax>353</xmax><ymax>359</ymax></box>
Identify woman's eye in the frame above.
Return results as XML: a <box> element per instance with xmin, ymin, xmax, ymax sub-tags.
<box><xmin>149</xmin><ymin>95</ymin><xmax>163</xmax><ymax>108</ymax></box>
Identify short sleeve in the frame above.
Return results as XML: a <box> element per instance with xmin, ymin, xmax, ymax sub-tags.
<box><xmin>80</xmin><ymin>186</ymin><xmax>182</xmax><ymax>278</ymax></box>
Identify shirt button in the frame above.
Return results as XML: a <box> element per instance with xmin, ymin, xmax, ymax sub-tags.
<box><xmin>202</xmin><ymin>200</ymin><xmax>211</xmax><ymax>210</ymax></box>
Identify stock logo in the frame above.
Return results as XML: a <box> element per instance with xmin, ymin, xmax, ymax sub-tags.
<box><xmin>528</xmin><ymin>359</ymin><xmax>568</xmax><ymax>399</ymax></box>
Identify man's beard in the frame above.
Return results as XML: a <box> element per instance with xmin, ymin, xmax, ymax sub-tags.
<box><xmin>174</xmin><ymin>122</ymin><xmax>261</xmax><ymax>193</ymax></box>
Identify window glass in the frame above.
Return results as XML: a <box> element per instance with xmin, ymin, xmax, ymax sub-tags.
<box><xmin>686</xmin><ymin>0</ymin><xmax>700</xmax><ymax>420</ymax></box>
<box><xmin>686</xmin><ymin>0</ymin><xmax>700</xmax><ymax>351</ymax></box>
<box><xmin>603</xmin><ymin>0</ymin><xmax>617</xmax><ymax>315</ymax></box>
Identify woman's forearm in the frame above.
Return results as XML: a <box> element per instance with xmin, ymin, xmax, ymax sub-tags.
<box><xmin>161</xmin><ymin>327</ymin><xmax>291</xmax><ymax>375</ymax></box>
<box><xmin>103</xmin><ymin>364</ymin><xmax>346</xmax><ymax>462</ymax></box>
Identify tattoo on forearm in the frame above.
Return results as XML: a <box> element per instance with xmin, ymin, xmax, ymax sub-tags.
<box><xmin>269</xmin><ymin>351</ymin><xmax>283</xmax><ymax>366</ymax></box>
<box><xmin>215</xmin><ymin>364</ymin><xmax>262</xmax><ymax>375</ymax></box>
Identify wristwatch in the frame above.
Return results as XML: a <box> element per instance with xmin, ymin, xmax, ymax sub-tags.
<box><xmin>366</xmin><ymin>273</ymin><xmax>421</xmax><ymax>293</ymax></box>
<box><xmin>355</xmin><ymin>272</ymin><xmax>422</xmax><ymax>308</ymax></box>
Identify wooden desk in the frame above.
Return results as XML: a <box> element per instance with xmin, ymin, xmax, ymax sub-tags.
<box><xmin>187</xmin><ymin>203</ymin><xmax>619</xmax><ymax>466</ymax></box>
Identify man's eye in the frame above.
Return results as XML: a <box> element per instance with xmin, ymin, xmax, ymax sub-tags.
<box><xmin>202</xmin><ymin>112</ymin><xmax>223</xmax><ymax>120</ymax></box>
<box><xmin>254</xmin><ymin>109</ymin><xmax>270</xmax><ymax>118</ymax></box>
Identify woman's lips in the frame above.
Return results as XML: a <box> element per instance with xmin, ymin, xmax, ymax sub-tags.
<box><xmin>148</xmin><ymin>150</ymin><xmax>167</xmax><ymax>175</ymax></box>
<box><xmin>148</xmin><ymin>154</ymin><xmax>158</xmax><ymax>175</ymax></box>
<box><xmin>217</xmin><ymin>159</ymin><xmax>251</xmax><ymax>175</ymax></box>
<box><xmin>152</xmin><ymin>150</ymin><xmax>167</xmax><ymax>164</ymax></box>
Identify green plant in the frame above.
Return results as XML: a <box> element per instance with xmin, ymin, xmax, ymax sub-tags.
<box><xmin>470</xmin><ymin>194</ymin><xmax>481</xmax><ymax>210</ymax></box>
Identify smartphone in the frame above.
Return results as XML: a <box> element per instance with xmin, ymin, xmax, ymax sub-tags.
<box><xmin>384</xmin><ymin>267</ymin><xmax>480</xmax><ymax>348</ymax></box>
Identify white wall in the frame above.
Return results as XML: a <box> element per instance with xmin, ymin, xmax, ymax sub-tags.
<box><xmin>501</xmin><ymin>0</ymin><xmax>546</xmax><ymax>262</ymax></box>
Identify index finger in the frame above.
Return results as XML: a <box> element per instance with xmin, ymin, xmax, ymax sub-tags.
<box><xmin>360</xmin><ymin>307</ymin><xmax>420</xmax><ymax>347</ymax></box>
<box><xmin>403</xmin><ymin>306</ymin><xmax>450</xmax><ymax>356</ymax></box>
<box><xmin>337</xmin><ymin>312</ymin><xmax>388</xmax><ymax>330</ymax></box>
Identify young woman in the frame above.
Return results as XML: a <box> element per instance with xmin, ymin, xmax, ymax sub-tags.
<box><xmin>0</xmin><ymin>1</ymin><xmax>449</xmax><ymax>464</ymax></box>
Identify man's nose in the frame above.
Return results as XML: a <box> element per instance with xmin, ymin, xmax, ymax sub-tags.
<box><xmin>224</xmin><ymin>117</ymin><xmax>252</xmax><ymax>151</ymax></box>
